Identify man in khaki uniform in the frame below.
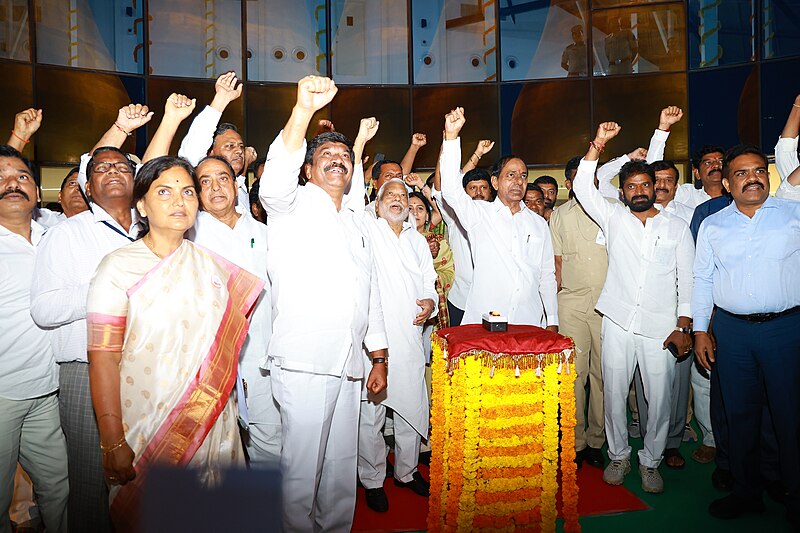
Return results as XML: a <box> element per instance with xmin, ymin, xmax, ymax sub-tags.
<box><xmin>549</xmin><ymin>156</ymin><xmax>608</xmax><ymax>468</ymax></box>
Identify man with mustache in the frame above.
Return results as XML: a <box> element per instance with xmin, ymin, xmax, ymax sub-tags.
<box><xmin>524</xmin><ymin>183</ymin><xmax>546</xmax><ymax>217</ymax></box>
<box><xmin>630</xmin><ymin>159</ymin><xmax>704</xmax><ymax>472</ymax></box>
<box><xmin>29</xmin><ymin>96</ymin><xmax>194</xmax><ymax>533</ymax></box>
<box><xmin>188</xmin><ymin>155</ymin><xmax>280</xmax><ymax>469</ymax></box>
<box><xmin>440</xmin><ymin>107</ymin><xmax>558</xmax><ymax>329</ymax></box>
<box><xmin>357</xmin><ymin>176</ymin><xmax>437</xmax><ymax>513</ymax></box>
<box><xmin>58</xmin><ymin>168</ymin><xmax>89</xmax><ymax>218</ymax></box>
<box><xmin>573</xmin><ymin>122</ymin><xmax>694</xmax><ymax>494</ymax></box>
<box><xmin>259</xmin><ymin>77</ymin><xmax>388</xmax><ymax>532</ymax></box>
<box><xmin>533</xmin><ymin>174</ymin><xmax>558</xmax><ymax>220</ymax></box>
<box><xmin>676</xmin><ymin>146</ymin><xmax>727</xmax><ymax>208</ymax></box>
<box><xmin>0</xmin><ymin>145</ymin><xmax>68</xmax><ymax>533</ymax></box>
<box><xmin>179</xmin><ymin>71</ymin><xmax>258</xmax><ymax>208</ymax></box>
<box><xmin>694</xmin><ymin>145</ymin><xmax>800</xmax><ymax>527</ymax></box>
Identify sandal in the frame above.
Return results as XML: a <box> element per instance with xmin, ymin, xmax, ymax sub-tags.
<box><xmin>664</xmin><ymin>447</ymin><xmax>685</xmax><ymax>469</ymax></box>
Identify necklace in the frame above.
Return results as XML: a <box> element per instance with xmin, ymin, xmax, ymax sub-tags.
<box><xmin>143</xmin><ymin>234</ymin><xmax>164</xmax><ymax>259</ymax></box>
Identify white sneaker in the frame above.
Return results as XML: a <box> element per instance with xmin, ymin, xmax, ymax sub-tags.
<box><xmin>639</xmin><ymin>464</ymin><xmax>664</xmax><ymax>493</ymax></box>
<box><xmin>602</xmin><ymin>458</ymin><xmax>631</xmax><ymax>486</ymax></box>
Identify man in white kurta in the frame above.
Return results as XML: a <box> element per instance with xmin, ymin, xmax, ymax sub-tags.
<box><xmin>573</xmin><ymin>122</ymin><xmax>694</xmax><ymax>494</ymax></box>
<box><xmin>357</xmin><ymin>179</ymin><xmax>438</xmax><ymax>510</ymax></box>
<box><xmin>187</xmin><ymin>155</ymin><xmax>280</xmax><ymax>468</ymax></box>
<box><xmin>439</xmin><ymin>108</ymin><xmax>558</xmax><ymax>329</ymax></box>
<box><xmin>259</xmin><ymin>76</ymin><xmax>389</xmax><ymax>533</ymax></box>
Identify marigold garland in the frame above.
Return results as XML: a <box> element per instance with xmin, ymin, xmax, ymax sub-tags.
<box><xmin>428</xmin><ymin>332</ymin><xmax>580</xmax><ymax>532</ymax></box>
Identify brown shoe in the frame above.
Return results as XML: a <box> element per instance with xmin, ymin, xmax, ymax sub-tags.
<box><xmin>692</xmin><ymin>444</ymin><xmax>716</xmax><ymax>464</ymax></box>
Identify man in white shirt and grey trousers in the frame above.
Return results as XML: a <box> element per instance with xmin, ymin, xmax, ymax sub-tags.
<box><xmin>259</xmin><ymin>76</ymin><xmax>389</xmax><ymax>533</ymax></box>
<box><xmin>439</xmin><ymin>107</ymin><xmax>559</xmax><ymax>331</ymax></box>
<box><xmin>573</xmin><ymin>121</ymin><xmax>694</xmax><ymax>494</ymax></box>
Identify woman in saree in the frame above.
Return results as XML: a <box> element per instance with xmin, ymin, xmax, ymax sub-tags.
<box><xmin>86</xmin><ymin>156</ymin><xmax>263</xmax><ymax>532</ymax></box>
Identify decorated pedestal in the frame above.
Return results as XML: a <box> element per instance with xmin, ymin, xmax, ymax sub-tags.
<box><xmin>428</xmin><ymin>325</ymin><xmax>580</xmax><ymax>533</ymax></box>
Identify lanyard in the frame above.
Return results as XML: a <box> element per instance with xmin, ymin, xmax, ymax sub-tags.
<box><xmin>101</xmin><ymin>220</ymin><xmax>135</xmax><ymax>242</ymax></box>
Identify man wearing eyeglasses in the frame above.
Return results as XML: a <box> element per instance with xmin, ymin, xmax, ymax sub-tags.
<box><xmin>29</xmin><ymin>105</ymin><xmax>151</xmax><ymax>533</ymax></box>
<box><xmin>693</xmin><ymin>145</ymin><xmax>800</xmax><ymax>527</ymax></box>
<box><xmin>676</xmin><ymin>146</ymin><xmax>727</xmax><ymax>209</ymax></box>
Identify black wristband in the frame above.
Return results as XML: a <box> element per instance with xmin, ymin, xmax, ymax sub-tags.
<box><xmin>372</xmin><ymin>357</ymin><xmax>387</xmax><ymax>365</ymax></box>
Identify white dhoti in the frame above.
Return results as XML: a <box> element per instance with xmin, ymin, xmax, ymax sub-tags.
<box><xmin>602</xmin><ymin>316</ymin><xmax>675</xmax><ymax>468</ymax></box>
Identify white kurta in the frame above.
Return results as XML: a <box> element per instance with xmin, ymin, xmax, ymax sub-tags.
<box><xmin>364</xmin><ymin>218</ymin><xmax>438</xmax><ymax>437</ymax></box>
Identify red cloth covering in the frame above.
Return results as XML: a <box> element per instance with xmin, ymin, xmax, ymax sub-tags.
<box><xmin>436</xmin><ymin>324</ymin><xmax>574</xmax><ymax>361</ymax></box>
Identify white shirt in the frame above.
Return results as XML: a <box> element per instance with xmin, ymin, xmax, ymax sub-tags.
<box><xmin>675</xmin><ymin>183</ymin><xmax>711</xmax><ymax>209</ymax></box>
<box><xmin>259</xmin><ymin>133</ymin><xmax>388</xmax><ymax>378</ymax></box>
<box><xmin>597</xmin><ymin>129</ymin><xmax>669</xmax><ymax>200</ymax></box>
<box><xmin>431</xmin><ymin>187</ymin><xmax>473</xmax><ymax>310</ymax></box>
<box><xmin>179</xmin><ymin>105</ymin><xmax>249</xmax><ymax>208</ymax></box>
<box><xmin>33</xmin><ymin>207</ymin><xmax>66</xmax><ymax>229</ymax></box>
<box><xmin>189</xmin><ymin>208</ymin><xmax>272</xmax><ymax>423</ymax></box>
<box><xmin>660</xmin><ymin>200</ymin><xmax>695</xmax><ymax>225</ymax></box>
<box><xmin>440</xmin><ymin>138</ymin><xmax>558</xmax><ymax>327</ymax></box>
<box><xmin>775</xmin><ymin>136</ymin><xmax>800</xmax><ymax>201</ymax></box>
<box><xmin>0</xmin><ymin>221</ymin><xmax>58</xmax><ymax>400</ymax></box>
<box><xmin>30</xmin><ymin>205</ymin><xmax>140</xmax><ymax>363</ymax></box>
<box><xmin>574</xmin><ymin>159</ymin><xmax>695</xmax><ymax>338</ymax></box>
<box><xmin>365</xmin><ymin>218</ymin><xmax>437</xmax><ymax>435</ymax></box>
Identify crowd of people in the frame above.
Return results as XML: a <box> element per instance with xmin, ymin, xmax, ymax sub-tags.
<box><xmin>1</xmin><ymin>73</ymin><xmax>799</xmax><ymax>533</ymax></box>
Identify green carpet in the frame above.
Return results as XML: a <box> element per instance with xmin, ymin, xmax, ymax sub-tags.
<box><xmin>575</xmin><ymin>432</ymin><xmax>792</xmax><ymax>533</ymax></box>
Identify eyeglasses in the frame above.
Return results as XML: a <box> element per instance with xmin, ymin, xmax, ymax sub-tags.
<box><xmin>92</xmin><ymin>161</ymin><xmax>134</xmax><ymax>174</ymax></box>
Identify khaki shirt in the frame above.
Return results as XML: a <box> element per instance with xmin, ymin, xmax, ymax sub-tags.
<box><xmin>549</xmin><ymin>198</ymin><xmax>609</xmax><ymax>313</ymax></box>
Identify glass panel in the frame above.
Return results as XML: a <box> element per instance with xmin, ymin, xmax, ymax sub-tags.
<box><xmin>503</xmin><ymin>80</ymin><xmax>591</xmax><ymax>166</ymax></box>
<box><xmin>761</xmin><ymin>58</ymin><xmax>800</xmax><ymax>152</ymax></box>
<box><xmin>0</xmin><ymin>61</ymin><xmax>34</xmax><ymax>151</ymax></box>
<box><xmin>763</xmin><ymin>0</ymin><xmax>800</xmax><ymax>59</ymax></box>
<box><xmin>592</xmin><ymin>0</ymin><xmax>666</xmax><ymax>9</ymax></box>
<box><xmin>0</xmin><ymin>0</ymin><xmax>30</xmax><ymax>61</ymax></box>
<box><xmin>149</xmin><ymin>0</ymin><xmax>242</xmax><ymax>78</ymax></box>
<box><xmin>411</xmin><ymin>85</ymin><xmax>499</xmax><ymax>168</ymax></box>
<box><xmin>411</xmin><ymin>0</ymin><xmax>497</xmax><ymax>84</ymax></box>
<box><xmin>330</xmin><ymin>0</ymin><xmax>408</xmax><ymax>84</ymax></box>
<box><xmin>330</xmin><ymin>87</ymin><xmax>411</xmax><ymax>163</ymax></box>
<box><xmin>35</xmin><ymin>0</ymin><xmax>143</xmax><ymax>73</ymax></box>
<box><xmin>499</xmin><ymin>0</ymin><xmax>589</xmax><ymax>81</ymax></box>
<box><xmin>247</xmin><ymin>0</ymin><xmax>327</xmax><ymax>82</ymax></box>
<box><xmin>147</xmin><ymin>77</ymin><xmax>244</xmax><ymax>155</ymax></box>
<box><xmin>688</xmin><ymin>0</ymin><xmax>755</xmax><ymax>69</ymax></box>
<box><xmin>593</xmin><ymin>73</ymin><xmax>689</xmax><ymax>161</ymax></box>
<box><xmin>36</xmin><ymin>67</ymin><xmax>144</xmax><ymax>163</ymax></box>
<box><xmin>688</xmin><ymin>65</ymin><xmax>759</xmax><ymax>152</ymax></box>
<box><xmin>591</xmin><ymin>3</ymin><xmax>686</xmax><ymax>76</ymax></box>
<box><xmin>245</xmin><ymin>83</ymin><xmax>329</xmax><ymax>156</ymax></box>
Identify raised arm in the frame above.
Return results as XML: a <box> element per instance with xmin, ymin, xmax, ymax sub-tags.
<box><xmin>142</xmin><ymin>94</ymin><xmax>196</xmax><ymax>163</ymax></box>
<box><xmin>440</xmin><ymin>107</ymin><xmax>483</xmax><ymax>230</ymax></box>
<box><xmin>572</xmin><ymin>122</ymin><xmax>623</xmax><ymax>231</ymax></box>
<box><xmin>404</xmin><ymin>172</ymin><xmax>442</xmax><ymax>227</ymax></box>
<box><xmin>178</xmin><ymin>72</ymin><xmax>242</xmax><ymax>165</ymax></box>
<box><xmin>7</xmin><ymin>108</ymin><xmax>42</xmax><ymax>152</ymax></box>
<box><xmin>776</xmin><ymin>95</ymin><xmax>800</xmax><ymax>182</ymax></box>
<box><xmin>647</xmin><ymin>105</ymin><xmax>682</xmax><ymax>163</ymax></box>
<box><xmin>400</xmin><ymin>133</ymin><xmax>427</xmax><ymax>175</ymax></box>
<box><xmin>91</xmin><ymin>104</ymin><xmax>153</xmax><ymax>154</ymax></box>
<box><xmin>461</xmin><ymin>139</ymin><xmax>494</xmax><ymax>174</ymax></box>
<box><xmin>347</xmin><ymin>117</ymin><xmax>380</xmax><ymax>211</ymax></box>
<box><xmin>260</xmin><ymin>76</ymin><xmax>338</xmax><ymax>215</ymax></box>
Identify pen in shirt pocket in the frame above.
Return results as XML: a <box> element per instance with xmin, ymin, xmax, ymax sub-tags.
<box><xmin>527</xmin><ymin>234</ymin><xmax>530</xmax><ymax>243</ymax></box>
<box><xmin>251</xmin><ymin>238</ymin><xmax>255</xmax><ymax>249</ymax></box>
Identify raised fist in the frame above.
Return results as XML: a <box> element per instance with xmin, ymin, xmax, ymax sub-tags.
<box><xmin>659</xmin><ymin>106</ymin><xmax>683</xmax><ymax>129</ymax></box>
<box><xmin>116</xmin><ymin>103</ymin><xmax>154</xmax><ymax>132</ymax></box>
<box><xmin>164</xmin><ymin>93</ymin><xmax>196</xmax><ymax>121</ymax></box>
<box><xmin>411</xmin><ymin>133</ymin><xmax>427</xmax><ymax>148</ymax></box>
<box><xmin>296</xmin><ymin>76</ymin><xmax>338</xmax><ymax>113</ymax></box>
<box><xmin>444</xmin><ymin>107</ymin><xmax>465</xmax><ymax>141</ymax></box>
<box><xmin>594</xmin><ymin>122</ymin><xmax>621</xmax><ymax>143</ymax></box>
<box><xmin>475</xmin><ymin>139</ymin><xmax>495</xmax><ymax>157</ymax></box>
<box><xmin>627</xmin><ymin>147</ymin><xmax>647</xmax><ymax>161</ymax></box>
<box><xmin>356</xmin><ymin>117</ymin><xmax>380</xmax><ymax>144</ymax></box>
<box><xmin>13</xmin><ymin>108</ymin><xmax>43</xmax><ymax>140</ymax></box>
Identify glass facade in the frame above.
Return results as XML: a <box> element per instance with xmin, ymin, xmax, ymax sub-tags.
<box><xmin>1</xmin><ymin>0</ymin><xmax>799</xmax><ymax>186</ymax></box>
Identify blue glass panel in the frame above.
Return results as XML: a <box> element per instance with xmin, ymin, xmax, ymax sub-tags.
<box><xmin>688</xmin><ymin>0</ymin><xmax>755</xmax><ymax>69</ymax></box>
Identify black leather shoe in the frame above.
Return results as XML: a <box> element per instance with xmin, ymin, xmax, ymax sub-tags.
<box><xmin>712</xmin><ymin>467</ymin><xmax>734</xmax><ymax>492</ymax></box>
<box><xmin>419</xmin><ymin>451</ymin><xmax>431</xmax><ymax>466</ymax></box>
<box><xmin>574</xmin><ymin>448</ymin><xmax>585</xmax><ymax>469</ymax></box>
<box><xmin>709</xmin><ymin>494</ymin><xmax>765</xmax><ymax>519</ymax></box>
<box><xmin>394</xmin><ymin>471</ymin><xmax>430</xmax><ymax>496</ymax></box>
<box><xmin>365</xmin><ymin>487</ymin><xmax>389</xmax><ymax>513</ymax></box>
<box><xmin>386</xmin><ymin>458</ymin><xmax>394</xmax><ymax>479</ymax></box>
<box><xmin>585</xmin><ymin>446</ymin><xmax>605</xmax><ymax>468</ymax></box>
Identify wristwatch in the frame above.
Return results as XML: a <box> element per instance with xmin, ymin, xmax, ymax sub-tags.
<box><xmin>674</xmin><ymin>326</ymin><xmax>692</xmax><ymax>334</ymax></box>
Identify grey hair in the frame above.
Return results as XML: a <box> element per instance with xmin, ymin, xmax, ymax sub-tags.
<box><xmin>376</xmin><ymin>177</ymin><xmax>409</xmax><ymax>202</ymax></box>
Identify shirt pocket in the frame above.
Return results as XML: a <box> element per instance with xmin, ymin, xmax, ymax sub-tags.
<box><xmin>651</xmin><ymin>238</ymin><xmax>678</xmax><ymax>267</ymax></box>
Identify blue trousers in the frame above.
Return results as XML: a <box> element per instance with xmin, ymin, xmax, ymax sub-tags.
<box><xmin>714</xmin><ymin>309</ymin><xmax>800</xmax><ymax>513</ymax></box>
